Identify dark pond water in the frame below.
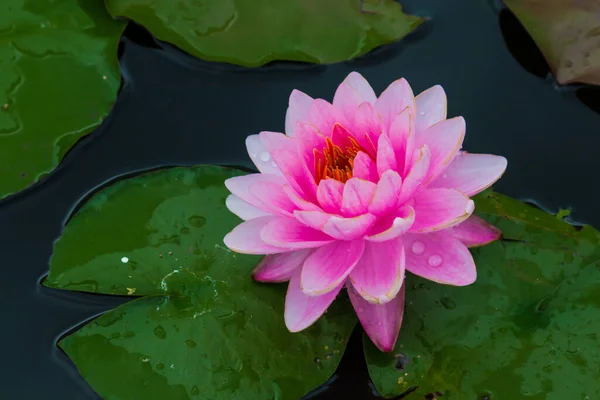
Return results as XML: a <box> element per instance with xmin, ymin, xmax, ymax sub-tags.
<box><xmin>2</xmin><ymin>0</ymin><xmax>599</xmax><ymax>398</ymax></box>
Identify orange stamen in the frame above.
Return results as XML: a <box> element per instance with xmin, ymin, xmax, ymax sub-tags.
<box><xmin>313</xmin><ymin>134</ymin><xmax>366</xmax><ymax>184</ymax></box>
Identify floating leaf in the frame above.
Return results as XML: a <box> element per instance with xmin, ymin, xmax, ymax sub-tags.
<box><xmin>504</xmin><ymin>0</ymin><xmax>600</xmax><ymax>85</ymax></box>
<box><xmin>0</xmin><ymin>0</ymin><xmax>125</xmax><ymax>198</ymax></box>
<box><xmin>103</xmin><ymin>0</ymin><xmax>425</xmax><ymax>67</ymax></box>
<box><xmin>365</xmin><ymin>191</ymin><xmax>600</xmax><ymax>398</ymax></box>
<box><xmin>47</xmin><ymin>165</ymin><xmax>356</xmax><ymax>399</ymax></box>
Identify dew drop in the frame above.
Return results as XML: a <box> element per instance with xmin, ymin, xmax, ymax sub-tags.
<box><xmin>259</xmin><ymin>152</ymin><xmax>270</xmax><ymax>162</ymax></box>
<box><xmin>411</xmin><ymin>241</ymin><xmax>425</xmax><ymax>255</ymax></box>
<box><xmin>249</xmin><ymin>152</ymin><xmax>257</xmax><ymax>158</ymax></box>
<box><xmin>271</xmin><ymin>161</ymin><xmax>277</xmax><ymax>167</ymax></box>
<box><xmin>188</xmin><ymin>215</ymin><xmax>207</xmax><ymax>228</ymax></box>
<box><xmin>121</xmin><ymin>256</ymin><xmax>129</xmax><ymax>263</ymax></box>
<box><xmin>153</xmin><ymin>325</ymin><xmax>167</xmax><ymax>340</ymax></box>
<box><xmin>428</xmin><ymin>254</ymin><xmax>443</xmax><ymax>267</ymax></box>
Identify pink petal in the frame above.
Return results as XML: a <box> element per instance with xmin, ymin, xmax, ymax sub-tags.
<box><xmin>387</xmin><ymin>107</ymin><xmax>414</xmax><ymax>175</ymax></box>
<box><xmin>415</xmin><ymin>85</ymin><xmax>447</xmax><ymax>132</ymax></box>
<box><xmin>301</xmin><ymin>240</ymin><xmax>365</xmax><ymax>296</ymax></box>
<box><xmin>261</xmin><ymin>217</ymin><xmax>335</xmax><ymax>249</ymax></box>
<box><xmin>410</xmin><ymin>188</ymin><xmax>474</xmax><ymax>233</ymax></box>
<box><xmin>375</xmin><ymin>78</ymin><xmax>416</xmax><ymax>133</ymax></box>
<box><xmin>340</xmin><ymin>178</ymin><xmax>376</xmax><ymax>217</ymax></box>
<box><xmin>317</xmin><ymin>178</ymin><xmax>344</xmax><ymax>214</ymax></box>
<box><xmin>225</xmin><ymin>173</ymin><xmax>287</xmax><ymax>209</ymax></box>
<box><xmin>352</xmin><ymin>102</ymin><xmax>384</xmax><ymax>157</ymax></box>
<box><xmin>307</xmin><ymin>99</ymin><xmax>347</xmax><ymax>136</ymax></box>
<box><xmin>248</xmin><ymin>181</ymin><xmax>297</xmax><ymax>217</ymax></box>
<box><xmin>366</xmin><ymin>206</ymin><xmax>415</xmax><ymax>242</ymax></box>
<box><xmin>333</xmin><ymin>82</ymin><xmax>365</xmax><ymax>123</ymax></box>
<box><xmin>429</xmin><ymin>153</ymin><xmax>508</xmax><ymax>196</ymax></box>
<box><xmin>294</xmin><ymin>210</ymin><xmax>332</xmax><ymax>231</ymax></box>
<box><xmin>245</xmin><ymin>135</ymin><xmax>282</xmax><ymax>176</ymax></box>
<box><xmin>285</xmin><ymin>89</ymin><xmax>313</xmax><ymax>137</ymax></box>
<box><xmin>282</xmin><ymin>184</ymin><xmax>322</xmax><ymax>212</ymax></box>
<box><xmin>397</xmin><ymin>145</ymin><xmax>431</xmax><ymax>205</ymax></box>
<box><xmin>259</xmin><ymin>131</ymin><xmax>318</xmax><ymax>201</ymax></box>
<box><xmin>285</xmin><ymin>268</ymin><xmax>343</xmax><ymax>332</ymax></box>
<box><xmin>352</xmin><ymin>151</ymin><xmax>379</xmax><ymax>182</ymax></box>
<box><xmin>368</xmin><ymin>170</ymin><xmax>402</xmax><ymax>216</ymax></box>
<box><xmin>225</xmin><ymin>194</ymin><xmax>272</xmax><ymax>221</ymax></box>
<box><xmin>296</xmin><ymin>210</ymin><xmax>377</xmax><ymax>240</ymax></box>
<box><xmin>376</xmin><ymin>134</ymin><xmax>398</xmax><ymax>177</ymax></box>
<box><xmin>253</xmin><ymin>249</ymin><xmax>312</xmax><ymax>283</ymax></box>
<box><xmin>224</xmin><ymin>216</ymin><xmax>293</xmax><ymax>254</ymax></box>
<box><xmin>349</xmin><ymin>239</ymin><xmax>405</xmax><ymax>304</ymax></box>
<box><xmin>451</xmin><ymin>215</ymin><xmax>502</xmax><ymax>247</ymax></box>
<box><xmin>415</xmin><ymin>117</ymin><xmax>465</xmax><ymax>183</ymax></box>
<box><xmin>340</xmin><ymin>72</ymin><xmax>377</xmax><ymax>104</ymax></box>
<box><xmin>404</xmin><ymin>231</ymin><xmax>476</xmax><ymax>286</ymax></box>
<box><xmin>295</xmin><ymin>121</ymin><xmax>327</xmax><ymax>177</ymax></box>
<box><xmin>322</xmin><ymin>213</ymin><xmax>377</xmax><ymax>240</ymax></box>
<box><xmin>347</xmin><ymin>282</ymin><xmax>405</xmax><ymax>352</ymax></box>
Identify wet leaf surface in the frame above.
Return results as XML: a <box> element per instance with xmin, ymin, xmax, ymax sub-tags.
<box><xmin>503</xmin><ymin>0</ymin><xmax>600</xmax><ymax>86</ymax></box>
<box><xmin>365</xmin><ymin>191</ymin><xmax>600</xmax><ymax>398</ymax></box>
<box><xmin>0</xmin><ymin>0</ymin><xmax>124</xmax><ymax>198</ymax></box>
<box><xmin>103</xmin><ymin>0</ymin><xmax>424</xmax><ymax>67</ymax></box>
<box><xmin>48</xmin><ymin>165</ymin><xmax>356</xmax><ymax>399</ymax></box>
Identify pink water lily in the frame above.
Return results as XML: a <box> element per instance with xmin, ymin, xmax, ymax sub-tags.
<box><xmin>224</xmin><ymin>72</ymin><xmax>506</xmax><ymax>351</ymax></box>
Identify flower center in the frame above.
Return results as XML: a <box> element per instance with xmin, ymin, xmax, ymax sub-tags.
<box><xmin>313</xmin><ymin>135</ymin><xmax>364</xmax><ymax>184</ymax></box>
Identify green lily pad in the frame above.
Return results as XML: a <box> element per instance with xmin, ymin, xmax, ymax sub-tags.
<box><xmin>47</xmin><ymin>165</ymin><xmax>356</xmax><ymax>399</ymax></box>
<box><xmin>103</xmin><ymin>0</ymin><xmax>425</xmax><ymax>67</ymax></box>
<box><xmin>365</xmin><ymin>191</ymin><xmax>600</xmax><ymax>399</ymax></box>
<box><xmin>0</xmin><ymin>0</ymin><xmax>124</xmax><ymax>199</ymax></box>
<box><xmin>504</xmin><ymin>0</ymin><xmax>600</xmax><ymax>86</ymax></box>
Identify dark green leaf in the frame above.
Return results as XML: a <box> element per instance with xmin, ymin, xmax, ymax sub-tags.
<box><xmin>0</xmin><ymin>0</ymin><xmax>124</xmax><ymax>198</ymax></box>
<box><xmin>366</xmin><ymin>191</ymin><xmax>600</xmax><ymax>399</ymax></box>
<box><xmin>49</xmin><ymin>165</ymin><xmax>356</xmax><ymax>399</ymax></box>
<box><xmin>103</xmin><ymin>0</ymin><xmax>425</xmax><ymax>67</ymax></box>
<box><xmin>504</xmin><ymin>0</ymin><xmax>600</xmax><ymax>86</ymax></box>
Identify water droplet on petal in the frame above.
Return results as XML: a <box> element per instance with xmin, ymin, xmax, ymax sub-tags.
<box><xmin>428</xmin><ymin>254</ymin><xmax>443</xmax><ymax>267</ymax></box>
<box><xmin>358</xmin><ymin>307</ymin><xmax>364</xmax><ymax>313</ymax></box>
<box><xmin>411</xmin><ymin>241</ymin><xmax>425</xmax><ymax>255</ymax></box>
<box><xmin>271</xmin><ymin>161</ymin><xmax>277</xmax><ymax>167</ymax></box>
<box><xmin>249</xmin><ymin>152</ymin><xmax>257</xmax><ymax>157</ymax></box>
<box><xmin>419</xmin><ymin>111</ymin><xmax>425</xmax><ymax>116</ymax></box>
<box><xmin>259</xmin><ymin>152</ymin><xmax>270</xmax><ymax>162</ymax></box>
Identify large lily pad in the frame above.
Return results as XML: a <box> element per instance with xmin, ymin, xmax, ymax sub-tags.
<box><xmin>103</xmin><ymin>0</ymin><xmax>424</xmax><ymax>67</ymax></box>
<box><xmin>47</xmin><ymin>165</ymin><xmax>356</xmax><ymax>399</ymax></box>
<box><xmin>366</xmin><ymin>191</ymin><xmax>600</xmax><ymax>398</ymax></box>
<box><xmin>0</xmin><ymin>0</ymin><xmax>124</xmax><ymax>199</ymax></box>
<box><xmin>504</xmin><ymin>0</ymin><xmax>600</xmax><ymax>86</ymax></box>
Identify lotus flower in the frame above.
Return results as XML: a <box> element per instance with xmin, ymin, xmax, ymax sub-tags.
<box><xmin>223</xmin><ymin>72</ymin><xmax>506</xmax><ymax>351</ymax></box>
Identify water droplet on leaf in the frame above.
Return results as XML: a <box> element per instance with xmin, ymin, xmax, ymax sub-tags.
<box><xmin>153</xmin><ymin>325</ymin><xmax>167</xmax><ymax>339</ymax></box>
<box><xmin>188</xmin><ymin>215</ymin><xmax>207</xmax><ymax>228</ymax></box>
<box><xmin>440</xmin><ymin>296</ymin><xmax>456</xmax><ymax>309</ymax></box>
